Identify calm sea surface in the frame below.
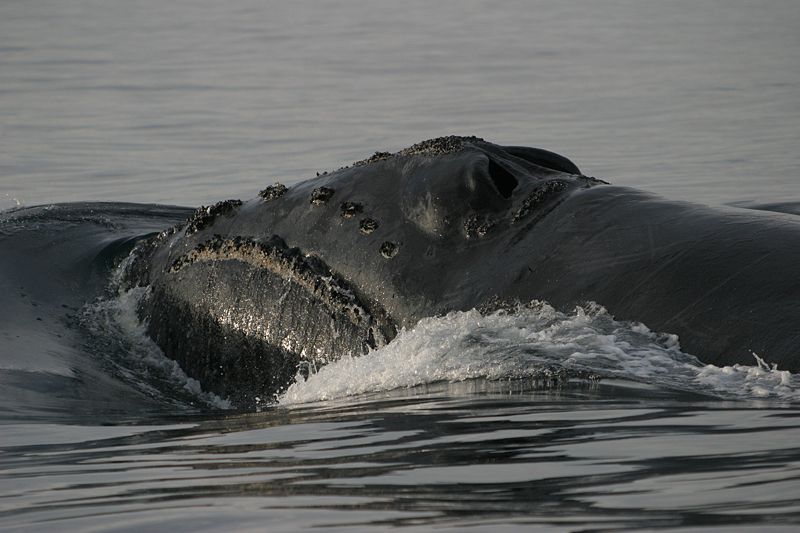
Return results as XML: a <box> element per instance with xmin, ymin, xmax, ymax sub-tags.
<box><xmin>1</xmin><ymin>1</ymin><xmax>800</xmax><ymax>531</ymax></box>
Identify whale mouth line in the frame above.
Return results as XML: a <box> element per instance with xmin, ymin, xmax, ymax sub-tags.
<box><xmin>135</xmin><ymin>233</ymin><xmax>399</xmax><ymax>406</ymax></box>
<box><xmin>166</xmin><ymin>234</ymin><xmax>397</xmax><ymax>347</ymax></box>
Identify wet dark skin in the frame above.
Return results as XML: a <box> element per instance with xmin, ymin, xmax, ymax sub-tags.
<box><xmin>125</xmin><ymin>137</ymin><xmax>800</xmax><ymax>405</ymax></box>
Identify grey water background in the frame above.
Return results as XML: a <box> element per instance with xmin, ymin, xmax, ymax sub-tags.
<box><xmin>2</xmin><ymin>0</ymin><xmax>800</xmax><ymax>531</ymax></box>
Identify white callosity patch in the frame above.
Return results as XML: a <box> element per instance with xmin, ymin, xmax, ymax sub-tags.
<box><xmin>280</xmin><ymin>302</ymin><xmax>798</xmax><ymax>405</ymax></box>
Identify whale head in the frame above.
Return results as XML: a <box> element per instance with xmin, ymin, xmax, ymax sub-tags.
<box><xmin>124</xmin><ymin>137</ymin><xmax>599</xmax><ymax>405</ymax></box>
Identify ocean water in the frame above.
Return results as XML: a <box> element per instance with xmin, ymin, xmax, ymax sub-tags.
<box><xmin>1</xmin><ymin>0</ymin><xmax>800</xmax><ymax>531</ymax></box>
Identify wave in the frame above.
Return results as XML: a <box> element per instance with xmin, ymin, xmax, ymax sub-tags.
<box><xmin>3</xmin><ymin>202</ymin><xmax>796</xmax><ymax>416</ymax></box>
<box><xmin>32</xmin><ymin>275</ymin><xmax>800</xmax><ymax>413</ymax></box>
<box><xmin>0</xmin><ymin>194</ymin><xmax>23</xmax><ymax>212</ymax></box>
<box><xmin>280</xmin><ymin>302</ymin><xmax>799</xmax><ymax>405</ymax></box>
<box><xmin>23</xmin><ymin>277</ymin><xmax>800</xmax><ymax>414</ymax></box>
<box><xmin>79</xmin><ymin>285</ymin><xmax>232</xmax><ymax>410</ymax></box>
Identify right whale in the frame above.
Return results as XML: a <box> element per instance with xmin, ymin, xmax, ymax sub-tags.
<box><xmin>124</xmin><ymin>136</ymin><xmax>800</xmax><ymax>404</ymax></box>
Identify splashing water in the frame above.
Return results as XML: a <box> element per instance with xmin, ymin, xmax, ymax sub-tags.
<box><xmin>280</xmin><ymin>302</ymin><xmax>799</xmax><ymax>405</ymax></box>
<box><xmin>86</xmin><ymin>266</ymin><xmax>800</xmax><ymax>409</ymax></box>
<box><xmin>0</xmin><ymin>194</ymin><xmax>23</xmax><ymax>212</ymax></box>
<box><xmin>80</xmin><ymin>286</ymin><xmax>232</xmax><ymax>410</ymax></box>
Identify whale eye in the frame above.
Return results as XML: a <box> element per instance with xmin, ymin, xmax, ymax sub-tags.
<box><xmin>488</xmin><ymin>158</ymin><xmax>517</xmax><ymax>199</ymax></box>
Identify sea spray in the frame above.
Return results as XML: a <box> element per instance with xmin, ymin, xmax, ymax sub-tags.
<box><xmin>281</xmin><ymin>302</ymin><xmax>800</xmax><ymax>405</ymax></box>
<box><xmin>80</xmin><ymin>286</ymin><xmax>232</xmax><ymax>409</ymax></box>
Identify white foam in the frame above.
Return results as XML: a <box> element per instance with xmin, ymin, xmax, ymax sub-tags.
<box><xmin>279</xmin><ymin>302</ymin><xmax>799</xmax><ymax>405</ymax></box>
<box><xmin>695</xmin><ymin>353</ymin><xmax>796</xmax><ymax>400</ymax></box>
<box><xmin>0</xmin><ymin>194</ymin><xmax>23</xmax><ymax>212</ymax></box>
<box><xmin>90</xmin><ymin>268</ymin><xmax>800</xmax><ymax>408</ymax></box>
<box><xmin>81</xmin><ymin>286</ymin><xmax>232</xmax><ymax>409</ymax></box>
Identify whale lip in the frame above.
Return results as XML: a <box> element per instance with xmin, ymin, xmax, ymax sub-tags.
<box><xmin>133</xmin><ymin>232</ymin><xmax>398</xmax><ymax>407</ymax></box>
